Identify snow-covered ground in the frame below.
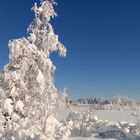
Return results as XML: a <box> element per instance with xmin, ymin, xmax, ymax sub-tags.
<box><xmin>56</xmin><ymin>105</ymin><xmax>140</xmax><ymax>140</ymax></box>
<box><xmin>58</xmin><ymin>105</ymin><xmax>139</xmax><ymax>123</ymax></box>
<box><xmin>67</xmin><ymin>137</ymin><xmax>117</xmax><ymax>140</ymax></box>
<box><xmin>94</xmin><ymin>110</ymin><xmax>138</xmax><ymax>123</ymax></box>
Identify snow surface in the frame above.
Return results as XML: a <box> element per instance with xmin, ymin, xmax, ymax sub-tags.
<box><xmin>66</xmin><ymin>137</ymin><xmax>117</xmax><ymax>140</ymax></box>
<box><xmin>58</xmin><ymin>105</ymin><xmax>140</xmax><ymax>123</ymax></box>
<box><xmin>94</xmin><ymin>110</ymin><xmax>139</xmax><ymax>123</ymax></box>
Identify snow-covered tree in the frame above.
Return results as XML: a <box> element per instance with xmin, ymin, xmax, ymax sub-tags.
<box><xmin>0</xmin><ymin>0</ymin><xmax>66</xmax><ymax>139</ymax></box>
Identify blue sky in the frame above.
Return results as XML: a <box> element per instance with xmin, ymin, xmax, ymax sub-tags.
<box><xmin>0</xmin><ymin>0</ymin><xmax>140</xmax><ymax>99</ymax></box>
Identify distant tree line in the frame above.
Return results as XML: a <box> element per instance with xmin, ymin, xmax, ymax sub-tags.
<box><xmin>76</xmin><ymin>98</ymin><xmax>110</xmax><ymax>105</ymax></box>
<box><xmin>69</xmin><ymin>96</ymin><xmax>140</xmax><ymax>110</ymax></box>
